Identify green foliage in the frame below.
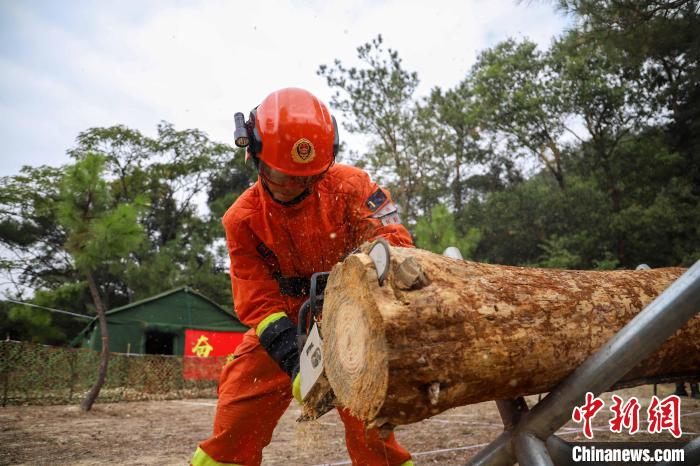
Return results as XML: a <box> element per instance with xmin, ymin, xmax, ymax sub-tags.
<box><xmin>536</xmin><ymin>236</ymin><xmax>583</xmax><ymax>269</ymax></box>
<box><xmin>67</xmin><ymin>124</ymin><xmax>248</xmax><ymax>306</ymax></box>
<box><xmin>422</xmin><ymin>83</ymin><xmax>487</xmax><ymax>211</ymax></box>
<box><xmin>556</xmin><ymin>0</ymin><xmax>700</xmax><ymax>179</ymax></box>
<box><xmin>0</xmin><ymin>165</ymin><xmax>70</xmax><ymax>289</ymax></box>
<box><xmin>471</xmin><ymin>39</ymin><xmax>571</xmax><ymax>189</ymax></box>
<box><xmin>414</xmin><ymin>205</ymin><xmax>481</xmax><ymax>258</ymax></box>
<box><xmin>207</xmin><ymin>146</ymin><xmax>256</xmax><ymax>219</ymax></box>
<box><xmin>122</xmin><ymin>232</ymin><xmax>231</xmax><ymax>305</ymax></box>
<box><xmin>3</xmin><ymin>1</ymin><xmax>700</xmax><ymax>346</ymax></box>
<box><xmin>0</xmin><ymin>282</ymin><xmax>89</xmax><ymax>344</ymax></box>
<box><xmin>7</xmin><ymin>305</ymin><xmax>55</xmax><ymax>338</ymax></box>
<box><xmin>318</xmin><ymin>35</ymin><xmax>428</xmax><ymax>223</ymax></box>
<box><xmin>463</xmin><ymin>175</ymin><xmax>615</xmax><ymax>268</ymax></box>
<box><xmin>1</xmin><ymin>124</ymin><xmax>250</xmax><ymax>344</ymax></box>
<box><xmin>57</xmin><ymin>153</ymin><xmax>145</xmax><ymax>274</ymax></box>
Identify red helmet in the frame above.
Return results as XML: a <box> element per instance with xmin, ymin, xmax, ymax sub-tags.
<box><xmin>251</xmin><ymin>88</ymin><xmax>338</xmax><ymax>177</ymax></box>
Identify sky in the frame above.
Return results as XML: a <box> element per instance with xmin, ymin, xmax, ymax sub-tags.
<box><xmin>0</xmin><ymin>0</ymin><xmax>572</xmax><ymax>177</ymax></box>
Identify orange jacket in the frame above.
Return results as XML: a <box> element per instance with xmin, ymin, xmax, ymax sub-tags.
<box><xmin>222</xmin><ymin>163</ymin><xmax>413</xmax><ymax>329</ymax></box>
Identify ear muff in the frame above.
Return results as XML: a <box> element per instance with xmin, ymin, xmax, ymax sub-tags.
<box><xmin>247</xmin><ymin>108</ymin><xmax>263</xmax><ymax>157</ymax></box>
<box><xmin>332</xmin><ymin>115</ymin><xmax>339</xmax><ymax>158</ymax></box>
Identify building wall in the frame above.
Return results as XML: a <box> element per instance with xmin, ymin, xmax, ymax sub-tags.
<box><xmin>83</xmin><ymin>290</ymin><xmax>247</xmax><ymax>355</ymax></box>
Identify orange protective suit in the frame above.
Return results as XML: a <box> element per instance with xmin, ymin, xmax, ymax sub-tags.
<box><xmin>193</xmin><ymin>164</ymin><xmax>413</xmax><ymax>466</ymax></box>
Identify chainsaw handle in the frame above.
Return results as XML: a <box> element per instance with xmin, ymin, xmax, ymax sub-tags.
<box><xmin>297</xmin><ymin>300</ymin><xmax>311</xmax><ymax>352</ymax></box>
<box><xmin>309</xmin><ymin>272</ymin><xmax>330</xmax><ymax>321</ymax></box>
<box><xmin>297</xmin><ymin>272</ymin><xmax>330</xmax><ymax>353</ymax></box>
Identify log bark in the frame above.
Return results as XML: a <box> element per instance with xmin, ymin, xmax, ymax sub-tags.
<box><xmin>321</xmin><ymin>246</ymin><xmax>700</xmax><ymax>426</ymax></box>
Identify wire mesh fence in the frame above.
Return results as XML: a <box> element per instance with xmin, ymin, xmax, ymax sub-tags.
<box><xmin>0</xmin><ymin>340</ymin><xmax>221</xmax><ymax>406</ymax></box>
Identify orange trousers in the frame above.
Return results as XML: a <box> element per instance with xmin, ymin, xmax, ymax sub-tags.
<box><xmin>194</xmin><ymin>331</ymin><xmax>412</xmax><ymax>466</ymax></box>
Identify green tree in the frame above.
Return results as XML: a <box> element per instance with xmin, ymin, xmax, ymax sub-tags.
<box><xmin>471</xmin><ymin>39</ymin><xmax>573</xmax><ymax>189</ymax></box>
<box><xmin>551</xmin><ymin>31</ymin><xmax>650</xmax><ymax>263</ymax></box>
<box><xmin>556</xmin><ymin>0</ymin><xmax>700</xmax><ymax>187</ymax></box>
<box><xmin>0</xmin><ymin>165</ymin><xmax>70</xmax><ymax>291</ymax></box>
<box><xmin>1</xmin><ymin>123</ymin><xmax>250</xmax><ymax>339</ymax></box>
<box><xmin>601</xmin><ymin>131</ymin><xmax>700</xmax><ymax>266</ymax></box>
<box><xmin>71</xmin><ymin>123</ymin><xmax>251</xmax><ymax>305</ymax></box>
<box><xmin>57</xmin><ymin>153</ymin><xmax>145</xmax><ymax>411</ymax></box>
<box><xmin>423</xmin><ymin>81</ymin><xmax>487</xmax><ymax>211</ymax></box>
<box><xmin>318</xmin><ymin>35</ymin><xmax>428</xmax><ymax>224</ymax></box>
<box><xmin>0</xmin><ymin>165</ymin><xmax>91</xmax><ymax>344</ymax></box>
<box><xmin>552</xmin><ymin>1</ymin><xmax>700</xmax><ymax>267</ymax></box>
<box><xmin>1</xmin><ymin>283</ymin><xmax>90</xmax><ymax>344</ymax></box>
<box><xmin>462</xmin><ymin>174</ymin><xmax>614</xmax><ymax>268</ymax></box>
<box><xmin>414</xmin><ymin>204</ymin><xmax>481</xmax><ymax>258</ymax></box>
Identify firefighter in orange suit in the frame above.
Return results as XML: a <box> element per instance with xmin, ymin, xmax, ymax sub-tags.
<box><xmin>191</xmin><ymin>88</ymin><xmax>414</xmax><ymax>466</ymax></box>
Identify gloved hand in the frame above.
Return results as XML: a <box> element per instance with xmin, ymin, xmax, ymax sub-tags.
<box><xmin>256</xmin><ymin>312</ymin><xmax>303</xmax><ymax>403</ymax></box>
<box><xmin>292</xmin><ymin>366</ymin><xmax>302</xmax><ymax>404</ymax></box>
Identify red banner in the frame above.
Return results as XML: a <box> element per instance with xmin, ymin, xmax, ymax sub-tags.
<box><xmin>183</xmin><ymin>329</ymin><xmax>245</xmax><ymax>380</ymax></box>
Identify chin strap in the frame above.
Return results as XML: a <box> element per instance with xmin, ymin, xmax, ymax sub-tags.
<box><xmin>260</xmin><ymin>178</ymin><xmax>311</xmax><ymax>206</ymax></box>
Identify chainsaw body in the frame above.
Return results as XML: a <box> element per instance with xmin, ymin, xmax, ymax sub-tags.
<box><xmin>297</xmin><ymin>271</ymin><xmax>329</xmax><ymax>403</ymax></box>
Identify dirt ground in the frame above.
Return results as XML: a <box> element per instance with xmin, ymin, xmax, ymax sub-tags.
<box><xmin>1</xmin><ymin>384</ymin><xmax>698</xmax><ymax>465</ymax></box>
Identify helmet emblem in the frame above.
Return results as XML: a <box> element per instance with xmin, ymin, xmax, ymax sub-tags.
<box><xmin>291</xmin><ymin>138</ymin><xmax>316</xmax><ymax>164</ymax></box>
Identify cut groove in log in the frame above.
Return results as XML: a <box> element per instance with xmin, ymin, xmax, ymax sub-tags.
<box><xmin>321</xmin><ymin>246</ymin><xmax>699</xmax><ymax>426</ymax></box>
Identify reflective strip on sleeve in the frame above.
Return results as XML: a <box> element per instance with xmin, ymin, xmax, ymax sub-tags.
<box><xmin>256</xmin><ymin>311</ymin><xmax>288</xmax><ymax>336</ymax></box>
<box><xmin>400</xmin><ymin>460</ymin><xmax>414</xmax><ymax>466</ymax></box>
<box><xmin>191</xmin><ymin>447</ymin><xmax>242</xmax><ymax>466</ymax></box>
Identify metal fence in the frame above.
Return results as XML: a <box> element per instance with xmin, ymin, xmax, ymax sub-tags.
<box><xmin>0</xmin><ymin>340</ymin><xmax>220</xmax><ymax>406</ymax></box>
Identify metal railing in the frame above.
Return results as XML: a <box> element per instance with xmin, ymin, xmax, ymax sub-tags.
<box><xmin>466</xmin><ymin>259</ymin><xmax>700</xmax><ymax>466</ymax></box>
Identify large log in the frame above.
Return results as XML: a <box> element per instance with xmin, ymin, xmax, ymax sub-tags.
<box><xmin>321</xmin><ymin>246</ymin><xmax>700</xmax><ymax>426</ymax></box>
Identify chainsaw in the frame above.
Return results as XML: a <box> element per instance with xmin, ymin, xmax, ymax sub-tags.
<box><xmin>296</xmin><ymin>238</ymin><xmax>392</xmax><ymax>421</ymax></box>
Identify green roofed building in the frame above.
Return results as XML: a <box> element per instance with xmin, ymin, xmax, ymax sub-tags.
<box><xmin>72</xmin><ymin>286</ymin><xmax>247</xmax><ymax>355</ymax></box>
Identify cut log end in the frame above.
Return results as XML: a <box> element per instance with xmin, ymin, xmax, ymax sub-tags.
<box><xmin>323</xmin><ymin>253</ymin><xmax>389</xmax><ymax>421</ymax></box>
